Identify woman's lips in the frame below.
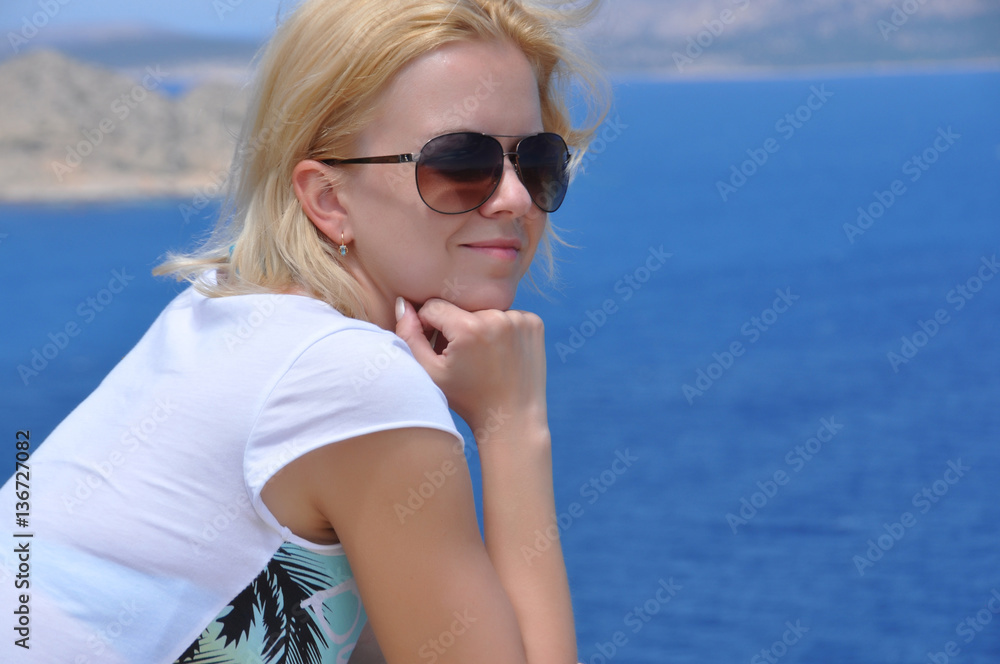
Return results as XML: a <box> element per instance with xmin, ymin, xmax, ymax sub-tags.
<box><xmin>461</xmin><ymin>239</ymin><xmax>522</xmax><ymax>261</ymax></box>
<box><xmin>463</xmin><ymin>246</ymin><xmax>519</xmax><ymax>260</ymax></box>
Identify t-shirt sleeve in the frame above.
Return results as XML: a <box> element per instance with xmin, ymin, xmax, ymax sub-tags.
<box><xmin>244</xmin><ymin>326</ymin><xmax>464</xmax><ymax>512</ymax></box>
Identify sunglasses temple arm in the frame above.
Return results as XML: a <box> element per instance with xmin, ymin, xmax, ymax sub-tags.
<box><xmin>322</xmin><ymin>154</ymin><xmax>415</xmax><ymax>165</ymax></box>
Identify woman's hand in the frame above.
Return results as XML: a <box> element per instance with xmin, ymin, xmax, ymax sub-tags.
<box><xmin>394</xmin><ymin>297</ymin><xmax>547</xmax><ymax>436</ymax></box>
<box><xmin>394</xmin><ymin>297</ymin><xmax>575</xmax><ymax>664</ymax></box>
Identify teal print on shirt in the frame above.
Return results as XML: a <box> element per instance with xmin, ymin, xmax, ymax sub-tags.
<box><xmin>176</xmin><ymin>542</ymin><xmax>366</xmax><ymax>664</ymax></box>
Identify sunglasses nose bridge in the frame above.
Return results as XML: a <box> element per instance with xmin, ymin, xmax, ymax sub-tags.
<box><xmin>503</xmin><ymin>150</ymin><xmax>537</xmax><ymax>200</ymax></box>
<box><xmin>501</xmin><ymin>151</ymin><xmax>525</xmax><ymax>184</ymax></box>
<box><xmin>476</xmin><ymin>150</ymin><xmax>531</xmax><ymax>213</ymax></box>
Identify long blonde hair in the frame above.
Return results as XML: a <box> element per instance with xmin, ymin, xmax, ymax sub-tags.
<box><xmin>155</xmin><ymin>0</ymin><xmax>609</xmax><ymax>320</ymax></box>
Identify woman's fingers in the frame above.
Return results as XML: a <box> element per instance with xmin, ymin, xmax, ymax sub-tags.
<box><xmin>411</xmin><ymin>297</ymin><xmax>469</xmax><ymax>346</ymax></box>
<box><xmin>400</xmin><ymin>298</ymin><xmax>545</xmax><ymax>430</ymax></box>
<box><xmin>393</xmin><ymin>297</ymin><xmax>441</xmax><ymax>370</ymax></box>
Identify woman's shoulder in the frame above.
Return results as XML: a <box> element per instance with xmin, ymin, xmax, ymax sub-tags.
<box><xmin>180</xmin><ymin>290</ymin><xmax>430</xmax><ymax>392</ymax></box>
<box><xmin>170</xmin><ymin>285</ymin><xmax>390</xmax><ymax>352</ymax></box>
<box><xmin>127</xmin><ymin>286</ymin><xmax>411</xmax><ymax>395</ymax></box>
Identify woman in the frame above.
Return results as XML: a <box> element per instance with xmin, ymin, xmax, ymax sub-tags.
<box><xmin>0</xmin><ymin>0</ymin><xmax>606</xmax><ymax>662</ymax></box>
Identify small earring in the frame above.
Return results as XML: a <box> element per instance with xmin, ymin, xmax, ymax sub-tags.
<box><xmin>339</xmin><ymin>232</ymin><xmax>348</xmax><ymax>256</ymax></box>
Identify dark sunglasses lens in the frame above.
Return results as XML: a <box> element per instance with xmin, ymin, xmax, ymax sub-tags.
<box><xmin>416</xmin><ymin>133</ymin><xmax>503</xmax><ymax>213</ymax></box>
<box><xmin>517</xmin><ymin>133</ymin><xmax>569</xmax><ymax>213</ymax></box>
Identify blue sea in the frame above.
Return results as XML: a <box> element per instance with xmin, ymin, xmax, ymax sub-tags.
<box><xmin>2</xmin><ymin>70</ymin><xmax>999</xmax><ymax>662</ymax></box>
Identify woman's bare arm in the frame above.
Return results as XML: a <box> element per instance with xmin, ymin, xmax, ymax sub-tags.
<box><xmin>265</xmin><ymin>298</ymin><xmax>576</xmax><ymax>663</ymax></box>
<box><xmin>395</xmin><ymin>298</ymin><xmax>577</xmax><ymax>664</ymax></box>
<box><xmin>266</xmin><ymin>426</ymin><xmax>534</xmax><ymax>663</ymax></box>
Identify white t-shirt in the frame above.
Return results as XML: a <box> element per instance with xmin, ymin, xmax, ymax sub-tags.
<box><xmin>0</xmin><ymin>285</ymin><xmax>463</xmax><ymax>663</ymax></box>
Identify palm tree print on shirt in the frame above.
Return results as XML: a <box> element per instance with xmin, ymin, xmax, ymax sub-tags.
<box><xmin>176</xmin><ymin>542</ymin><xmax>366</xmax><ymax>664</ymax></box>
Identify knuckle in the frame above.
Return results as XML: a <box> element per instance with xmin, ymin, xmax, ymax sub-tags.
<box><xmin>509</xmin><ymin>311</ymin><xmax>544</xmax><ymax>338</ymax></box>
<box><xmin>480</xmin><ymin>310</ymin><xmax>512</xmax><ymax>332</ymax></box>
<box><xmin>458</xmin><ymin>317</ymin><xmax>483</xmax><ymax>338</ymax></box>
<box><xmin>523</xmin><ymin>312</ymin><xmax>544</xmax><ymax>332</ymax></box>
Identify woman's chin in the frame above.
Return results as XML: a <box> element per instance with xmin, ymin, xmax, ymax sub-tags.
<box><xmin>447</xmin><ymin>285</ymin><xmax>518</xmax><ymax>312</ymax></box>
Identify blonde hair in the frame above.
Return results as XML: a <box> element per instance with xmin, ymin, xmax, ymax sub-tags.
<box><xmin>155</xmin><ymin>0</ymin><xmax>609</xmax><ymax>320</ymax></box>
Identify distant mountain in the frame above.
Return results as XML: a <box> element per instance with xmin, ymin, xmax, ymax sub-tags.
<box><xmin>0</xmin><ymin>50</ymin><xmax>247</xmax><ymax>202</ymax></box>
<box><xmin>7</xmin><ymin>2</ymin><xmax>999</xmax><ymax>77</ymax></box>
<box><xmin>1</xmin><ymin>2</ymin><xmax>997</xmax><ymax>203</ymax></box>
<box><xmin>586</xmin><ymin>0</ymin><xmax>1000</xmax><ymax>73</ymax></box>
<box><xmin>2</xmin><ymin>24</ymin><xmax>263</xmax><ymax>70</ymax></box>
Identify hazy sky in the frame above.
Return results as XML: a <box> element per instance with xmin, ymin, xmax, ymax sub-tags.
<box><xmin>2</xmin><ymin>0</ymin><xmax>291</xmax><ymax>39</ymax></box>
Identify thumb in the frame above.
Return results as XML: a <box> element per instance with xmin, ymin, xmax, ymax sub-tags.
<box><xmin>394</xmin><ymin>297</ymin><xmax>440</xmax><ymax>370</ymax></box>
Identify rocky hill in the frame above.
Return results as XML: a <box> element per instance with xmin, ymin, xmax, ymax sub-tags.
<box><xmin>587</xmin><ymin>0</ymin><xmax>1000</xmax><ymax>73</ymax></box>
<box><xmin>0</xmin><ymin>50</ymin><xmax>247</xmax><ymax>202</ymax></box>
<box><xmin>1</xmin><ymin>0</ymin><xmax>997</xmax><ymax>203</ymax></box>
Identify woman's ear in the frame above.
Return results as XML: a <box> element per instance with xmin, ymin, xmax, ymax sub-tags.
<box><xmin>292</xmin><ymin>160</ymin><xmax>350</xmax><ymax>244</ymax></box>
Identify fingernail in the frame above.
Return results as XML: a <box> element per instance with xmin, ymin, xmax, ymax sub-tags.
<box><xmin>395</xmin><ymin>296</ymin><xmax>405</xmax><ymax>322</ymax></box>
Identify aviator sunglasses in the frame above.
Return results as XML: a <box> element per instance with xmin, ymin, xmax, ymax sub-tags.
<box><xmin>322</xmin><ymin>132</ymin><xmax>570</xmax><ymax>214</ymax></box>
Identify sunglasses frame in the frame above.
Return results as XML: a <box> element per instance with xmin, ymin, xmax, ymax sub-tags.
<box><xmin>321</xmin><ymin>132</ymin><xmax>570</xmax><ymax>215</ymax></box>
